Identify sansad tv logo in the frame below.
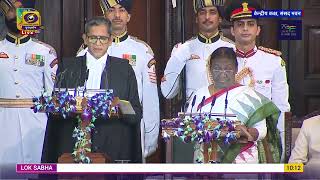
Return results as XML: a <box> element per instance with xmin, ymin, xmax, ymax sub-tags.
<box><xmin>281</xmin><ymin>24</ymin><xmax>297</xmax><ymax>32</ymax></box>
<box><xmin>16</xmin><ymin>8</ymin><xmax>42</xmax><ymax>35</ymax></box>
<box><xmin>278</xmin><ymin>20</ymin><xmax>301</xmax><ymax>40</ymax></box>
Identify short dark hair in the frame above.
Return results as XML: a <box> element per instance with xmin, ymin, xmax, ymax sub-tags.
<box><xmin>84</xmin><ymin>16</ymin><xmax>112</xmax><ymax>35</ymax></box>
<box><xmin>209</xmin><ymin>47</ymin><xmax>238</xmax><ymax>69</ymax></box>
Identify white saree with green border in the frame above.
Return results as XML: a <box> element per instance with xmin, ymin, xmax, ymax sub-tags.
<box><xmin>188</xmin><ymin>85</ymin><xmax>282</xmax><ymax>163</ymax></box>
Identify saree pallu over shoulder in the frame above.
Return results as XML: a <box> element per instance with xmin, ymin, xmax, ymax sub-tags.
<box><xmin>198</xmin><ymin>86</ymin><xmax>281</xmax><ymax>163</ymax></box>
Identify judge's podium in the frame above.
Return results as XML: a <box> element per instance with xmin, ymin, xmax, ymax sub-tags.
<box><xmin>0</xmin><ymin>89</ymin><xmax>135</xmax><ymax>164</ymax></box>
<box><xmin>56</xmin><ymin>107</ymin><xmax>113</xmax><ymax>163</ymax></box>
<box><xmin>58</xmin><ymin>153</ymin><xmax>111</xmax><ymax>163</ymax></box>
<box><xmin>52</xmin><ymin>90</ymin><xmax>135</xmax><ymax>163</ymax></box>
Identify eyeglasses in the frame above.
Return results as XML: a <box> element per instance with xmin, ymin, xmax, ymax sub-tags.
<box><xmin>212</xmin><ymin>69</ymin><xmax>234</xmax><ymax>73</ymax></box>
<box><xmin>87</xmin><ymin>35</ymin><xmax>110</xmax><ymax>44</ymax></box>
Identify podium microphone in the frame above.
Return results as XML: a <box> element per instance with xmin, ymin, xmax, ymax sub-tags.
<box><xmin>54</xmin><ymin>69</ymin><xmax>67</xmax><ymax>90</ymax></box>
<box><xmin>85</xmin><ymin>69</ymin><xmax>89</xmax><ymax>80</ymax></box>
<box><xmin>74</xmin><ymin>71</ymin><xmax>80</xmax><ymax>96</ymax></box>
<box><xmin>209</xmin><ymin>95</ymin><xmax>216</xmax><ymax>119</ymax></box>
<box><xmin>183</xmin><ymin>92</ymin><xmax>194</xmax><ymax>112</ymax></box>
<box><xmin>190</xmin><ymin>95</ymin><xmax>197</xmax><ymax>114</ymax></box>
<box><xmin>224</xmin><ymin>91</ymin><xmax>229</xmax><ymax>120</ymax></box>
<box><xmin>83</xmin><ymin>69</ymin><xmax>89</xmax><ymax>96</ymax></box>
<box><xmin>66</xmin><ymin>72</ymin><xmax>73</xmax><ymax>92</ymax></box>
<box><xmin>199</xmin><ymin>96</ymin><xmax>206</xmax><ymax>114</ymax></box>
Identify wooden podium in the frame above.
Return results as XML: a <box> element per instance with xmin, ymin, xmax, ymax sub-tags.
<box><xmin>53</xmin><ymin>95</ymin><xmax>135</xmax><ymax>180</ymax></box>
<box><xmin>55</xmin><ymin>95</ymin><xmax>135</xmax><ymax>164</ymax></box>
<box><xmin>58</xmin><ymin>153</ymin><xmax>111</xmax><ymax>163</ymax></box>
<box><xmin>0</xmin><ymin>92</ymin><xmax>135</xmax><ymax>165</ymax></box>
<box><xmin>57</xmin><ymin>116</ymin><xmax>112</xmax><ymax>163</ymax></box>
<box><xmin>162</xmin><ymin>112</ymin><xmax>243</xmax><ymax>163</ymax></box>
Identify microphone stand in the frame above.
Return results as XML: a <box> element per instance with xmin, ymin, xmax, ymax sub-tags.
<box><xmin>190</xmin><ymin>95</ymin><xmax>197</xmax><ymax>114</ymax></box>
<box><xmin>224</xmin><ymin>91</ymin><xmax>229</xmax><ymax>120</ymax></box>
<box><xmin>209</xmin><ymin>95</ymin><xmax>216</xmax><ymax>119</ymax></box>
<box><xmin>199</xmin><ymin>96</ymin><xmax>205</xmax><ymax>114</ymax></box>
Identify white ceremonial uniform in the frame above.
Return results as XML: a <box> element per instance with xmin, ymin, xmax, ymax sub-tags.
<box><xmin>161</xmin><ymin>33</ymin><xmax>234</xmax><ymax>102</ymax></box>
<box><xmin>235</xmin><ymin>46</ymin><xmax>290</xmax><ymax>162</ymax></box>
<box><xmin>0</xmin><ymin>34</ymin><xmax>57</xmax><ymax>176</ymax></box>
<box><xmin>78</xmin><ymin>32</ymin><xmax>160</xmax><ymax>159</ymax></box>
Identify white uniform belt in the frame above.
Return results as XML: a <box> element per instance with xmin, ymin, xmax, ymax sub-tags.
<box><xmin>0</xmin><ymin>98</ymin><xmax>34</xmax><ymax>108</ymax></box>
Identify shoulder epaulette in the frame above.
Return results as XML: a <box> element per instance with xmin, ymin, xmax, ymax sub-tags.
<box><xmin>32</xmin><ymin>38</ymin><xmax>57</xmax><ymax>57</ymax></box>
<box><xmin>258</xmin><ymin>46</ymin><xmax>282</xmax><ymax>56</ymax></box>
<box><xmin>131</xmin><ymin>36</ymin><xmax>154</xmax><ymax>56</ymax></box>
<box><xmin>220</xmin><ymin>35</ymin><xmax>235</xmax><ymax>44</ymax></box>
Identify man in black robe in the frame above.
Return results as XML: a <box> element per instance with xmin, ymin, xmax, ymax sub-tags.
<box><xmin>41</xmin><ymin>16</ymin><xmax>142</xmax><ymax>163</ymax></box>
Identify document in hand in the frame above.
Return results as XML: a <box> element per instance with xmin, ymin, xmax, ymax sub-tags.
<box><xmin>118</xmin><ymin>100</ymin><xmax>136</xmax><ymax>115</ymax></box>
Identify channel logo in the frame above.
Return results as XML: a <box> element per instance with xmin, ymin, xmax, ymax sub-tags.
<box><xmin>281</xmin><ymin>24</ymin><xmax>296</xmax><ymax>32</ymax></box>
<box><xmin>278</xmin><ymin>20</ymin><xmax>302</xmax><ymax>40</ymax></box>
<box><xmin>16</xmin><ymin>8</ymin><xmax>42</xmax><ymax>35</ymax></box>
<box><xmin>22</xmin><ymin>11</ymin><xmax>41</xmax><ymax>26</ymax></box>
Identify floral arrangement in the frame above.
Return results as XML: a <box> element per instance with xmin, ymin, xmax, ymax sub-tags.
<box><xmin>161</xmin><ymin>113</ymin><xmax>240</xmax><ymax>145</ymax></box>
<box><xmin>33</xmin><ymin>91</ymin><xmax>77</xmax><ymax>118</ymax></box>
<box><xmin>32</xmin><ymin>90</ymin><xmax>118</xmax><ymax>163</ymax></box>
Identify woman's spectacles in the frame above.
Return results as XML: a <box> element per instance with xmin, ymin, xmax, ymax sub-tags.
<box><xmin>212</xmin><ymin>69</ymin><xmax>234</xmax><ymax>73</ymax></box>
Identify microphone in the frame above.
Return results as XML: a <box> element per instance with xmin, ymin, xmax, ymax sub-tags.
<box><xmin>107</xmin><ymin>55</ymin><xmax>111</xmax><ymax>91</ymax></box>
<box><xmin>76</xmin><ymin>69</ymin><xmax>81</xmax><ymax>87</ymax></box>
<box><xmin>54</xmin><ymin>57</ymin><xmax>67</xmax><ymax>91</ymax></box>
<box><xmin>54</xmin><ymin>69</ymin><xmax>67</xmax><ymax>90</ymax></box>
<box><xmin>85</xmin><ymin>69</ymin><xmax>89</xmax><ymax>81</ymax></box>
<box><xmin>83</xmin><ymin>69</ymin><xmax>89</xmax><ymax>96</ymax></box>
<box><xmin>209</xmin><ymin>95</ymin><xmax>216</xmax><ymax>119</ymax></box>
<box><xmin>183</xmin><ymin>92</ymin><xmax>194</xmax><ymax>112</ymax></box>
<box><xmin>224</xmin><ymin>91</ymin><xmax>229</xmax><ymax>120</ymax></box>
<box><xmin>199</xmin><ymin>96</ymin><xmax>205</xmax><ymax>114</ymax></box>
<box><xmin>101</xmin><ymin>56</ymin><xmax>110</xmax><ymax>90</ymax></box>
<box><xmin>190</xmin><ymin>95</ymin><xmax>197</xmax><ymax>114</ymax></box>
<box><xmin>74</xmin><ymin>71</ymin><xmax>80</xmax><ymax>97</ymax></box>
<box><xmin>56</xmin><ymin>69</ymin><xmax>68</xmax><ymax>94</ymax></box>
<box><xmin>66</xmin><ymin>71</ymin><xmax>73</xmax><ymax>93</ymax></box>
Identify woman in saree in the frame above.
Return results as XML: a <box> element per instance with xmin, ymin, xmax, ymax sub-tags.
<box><xmin>187</xmin><ymin>47</ymin><xmax>282</xmax><ymax>164</ymax></box>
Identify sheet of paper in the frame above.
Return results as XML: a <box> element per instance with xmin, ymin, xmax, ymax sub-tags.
<box><xmin>118</xmin><ymin>100</ymin><xmax>135</xmax><ymax>115</ymax></box>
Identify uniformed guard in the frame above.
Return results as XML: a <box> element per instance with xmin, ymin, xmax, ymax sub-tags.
<box><xmin>161</xmin><ymin>0</ymin><xmax>234</xmax><ymax>104</ymax></box>
<box><xmin>0</xmin><ymin>0</ymin><xmax>57</xmax><ymax>178</ymax></box>
<box><xmin>225</xmin><ymin>0</ymin><xmax>290</xmax><ymax>162</ymax></box>
<box><xmin>78</xmin><ymin>0</ymin><xmax>160</xmax><ymax>161</ymax></box>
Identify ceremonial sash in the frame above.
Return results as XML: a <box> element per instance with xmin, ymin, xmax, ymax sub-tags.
<box><xmin>0</xmin><ymin>98</ymin><xmax>33</xmax><ymax>108</ymax></box>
